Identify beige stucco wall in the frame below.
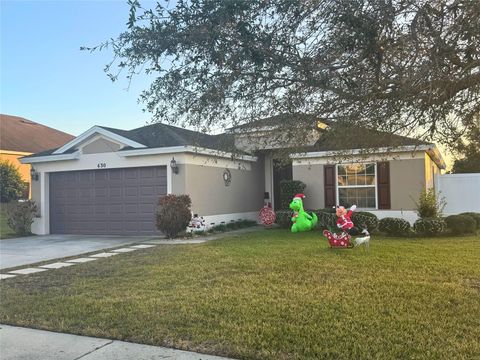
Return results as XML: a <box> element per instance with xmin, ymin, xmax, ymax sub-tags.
<box><xmin>292</xmin><ymin>164</ymin><xmax>324</xmax><ymax>210</ymax></box>
<box><xmin>424</xmin><ymin>153</ymin><xmax>440</xmax><ymax>190</ymax></box>
<box><xmin>390</xmin><ymin>158</ymin><xmax>426</xmax><ymax>210</ymax></box>
<box><xmin>171</xmin><ymin>164</ymin><xmax>186</xmax><ymax>194</ymax></box>
<box><xmin>81</xmin><ymin>138</ymin><xmax>122</xmax><ymax>154</ymax></box>
<box><xmin>183</xmin><ymin>158</ymin><xmax>265</xmax><ymax>216</ymax></box>
<box><xmin>293</xmin><ymin>157</ymin><xmax>428</xmax><ymax>211</ymax></box>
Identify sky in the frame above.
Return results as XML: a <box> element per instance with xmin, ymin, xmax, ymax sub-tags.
<box><xmin>1</xmin><ymin>0</ymin><xmax>157</xmax><ymax>136</ymax></box>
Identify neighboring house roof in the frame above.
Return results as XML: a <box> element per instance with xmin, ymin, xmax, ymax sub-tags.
<box><xmin>0</xmin><ymin>114</ymin><xmax>75</xmax><ymax>153</ymax></box>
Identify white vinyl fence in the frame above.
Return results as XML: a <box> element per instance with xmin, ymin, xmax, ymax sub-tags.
<box><xmin>435</xmin><ymin>173</ymin><xmax>480</xmax><ymax>215</ymax></box>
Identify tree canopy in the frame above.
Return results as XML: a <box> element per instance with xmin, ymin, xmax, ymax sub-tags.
<box><xmin>0</xmin><ymin>160</ymin><xmax>26</xmax><ymax>203</ymax></box>
<box><xmin>451</xmin><ymin>114</ymin><xmax>480</xmax><ymax>173</ymax></box>
<box><xmin>87</xmin><ymin>0</ymin><xmax>480</xmax><ymax>150</ymax></box>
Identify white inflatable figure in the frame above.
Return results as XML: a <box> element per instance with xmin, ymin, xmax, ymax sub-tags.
<box><xmin>354</xmin><ymin>229</ymin><xmax>370</xmax><ymax>250</ymax></box>
<box><xmin>188</xmin><ymin>214</ymin><xmax>208</xmax><ymax>232</ymax></box>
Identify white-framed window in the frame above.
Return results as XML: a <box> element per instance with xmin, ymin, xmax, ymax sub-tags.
<box><xmin>336</xmin><ymin>163</ymin><xmax>377</xmax><ymax>209</ymax></box>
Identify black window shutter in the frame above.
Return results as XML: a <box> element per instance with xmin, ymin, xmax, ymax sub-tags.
<box><xmin>377</xmin><ymin>162</ymin><xmax>391</xmax><ymax>209</ymax></box>
<box><xmin>324</xmin><ymin>165</ymin><xmax>336</xmax><ymax>207</ymax></box>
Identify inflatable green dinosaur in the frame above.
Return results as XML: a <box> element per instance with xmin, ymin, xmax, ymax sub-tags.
<box><xmin>289</xmin><ymin>193</ymin><xmax>318</xmax><ymax>233</ymax></box>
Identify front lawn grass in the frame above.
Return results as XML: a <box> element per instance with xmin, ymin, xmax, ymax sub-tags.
<box><xmin>0</xmin><ymin>206</ymin><xmax>16</xmax><ymax>239</ymax></box>
<box><xmin>1</xmin><ymin>230</ymin><xmax>479</xmax><ymax>359</ymax></box>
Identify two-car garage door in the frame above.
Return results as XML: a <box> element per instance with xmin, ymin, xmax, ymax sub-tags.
<box><xmin>49</xmin><ymin>166</ymin><xmax>167</xmax><ymax>235</ymax></box>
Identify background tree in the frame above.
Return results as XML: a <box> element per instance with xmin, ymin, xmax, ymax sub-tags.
<box><xmin>451</xmin><ymin>116</ymin><xmax>480</xmax><ymax>173</ymax></box>
<box><xmin>87</xmin><ymin>0</ymin><xmax>480</xmax><ymax>150</ymax></box>
<box><xmin>0</xmin><ymin>160</ymin><xmax>26</xmax><ymax>203</ymax></box>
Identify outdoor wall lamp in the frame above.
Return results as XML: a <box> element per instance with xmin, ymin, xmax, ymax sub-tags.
<box><xmin>30</xmin><ymin>167</ymin><xmax>39</xmax><ymax>181</ymax></box>
<box><xmin>170</xmin><ymin>157</ymin><xmax>179</xmax><ymax>174</ymax></box>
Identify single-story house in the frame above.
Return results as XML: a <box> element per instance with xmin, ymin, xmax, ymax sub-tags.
<box><xmin>21</xmin><ymin>115</ymin><xmax>445</xmax><ymax>235</ymax></box>
<box><xmin>0</xmin><ymin>114</ymin><xmax>74</xmax><ymax>198</ymax></box>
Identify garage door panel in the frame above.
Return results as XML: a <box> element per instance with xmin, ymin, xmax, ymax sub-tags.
<box><xmin>156</xmin><ymin>185</ymin><xmax>167</xmax><ymax>194</ymax></box>
<box><xmin>50</xmin><ymin>166</ymin><xmax>167</xmax><ymax>235</ymax></box>
<box><xmin>124</xmin><ymin>187</ymin><xmax>138</xmax><ymax>196</ymax></box>
<box><xmin>92</xmin><ymin>222</ymin><xmax>107</xmax><ymax>231</ymax></box>
<box><xmin>140</xmin><ymin>186</ymin><xmax>155</xmax><ymax>196</ymax></box>
<box><xmin>125</xmin><ymin>204</ymin><xmax>138</xmax><ymax>214</ymax></box>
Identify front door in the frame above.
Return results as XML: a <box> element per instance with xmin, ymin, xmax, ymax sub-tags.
<box><xmin>273</xmin><ymin>160</ymin><xmax>292</xmax><ymax>211</ymax></box>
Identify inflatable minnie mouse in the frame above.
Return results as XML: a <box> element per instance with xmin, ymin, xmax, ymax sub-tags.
<box><xmin>336</xmin><ymin>204</ymin><xmax>358</xmax><ymax>234</ymax></box>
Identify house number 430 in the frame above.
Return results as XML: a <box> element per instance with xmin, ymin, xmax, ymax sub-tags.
<box><xmin>97</xmin><ymin>163</ymin><xmax>107</xmax><ymax>169</ymax></box>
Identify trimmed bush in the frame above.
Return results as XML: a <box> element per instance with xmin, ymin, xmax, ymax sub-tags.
<box><xmin>156</xmin><ymin>194</ymin><xmax>192</xmax><ymax>238</ymax></box>
<box><xmin>351</xmin><ymin>211</ymin><xmax>379</xmax><ymax>231</ymax></box>
<box><xmin>237</xmin><ymin>220</ymin><xmax>257</xmax><ymax>227</ymax></box>
<box><xmin>459</xmin><ymin>212</ymin><xmax>480</xmax><ymax>229</ymax></box>
<box><xmin>226</xmin><ymin>222</ymin><xmax>240</xmax><ymax>230</ymax></box>
<box><xmin>5</xmin><ymin>200</ymin><xmax>37</xmax><ymax>235</ymax></box>
<box><xmin>211</xmin><ymin>224</ymin><xmax>228</xmax><ymax>232</ymax></box>
<box><xmin>314</xmin><ymin>208</ymin><xmax>337</xmax><ymax>230</ymax></box>
<box><xmin>413</xmin><ymin>218</ymin><xmax>446</xmax><ymax>236</ymax></box>
<box><xmin>444</xmin><ymin>215</ymin><xmax>476</xmax><ymax>235</ymax></box>
<box><xmin>275</xmin><ymin>210</ymin><xmax>293</xmax><ymax>229</ymax></box>
<box><xmin>379</xmin><ymin>217</ymin><xmax>411</xmax><ymax>236</ymax></box>
<box><xmin>279</xmin><ymin>180</ymin><xmax>306</xmax><ymax>210</ymax></box>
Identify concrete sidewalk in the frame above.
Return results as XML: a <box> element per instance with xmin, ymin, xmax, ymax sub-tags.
<box><xmin>0</xmin><ymin>324</ymin><xmax>235</xmax><ymax>360</ymax></box>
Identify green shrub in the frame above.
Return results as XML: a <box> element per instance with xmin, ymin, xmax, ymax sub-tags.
<box><xmin>275</xmin><ymin>210</ymin><xmax>293</xmax><ymax>228</ymax></box>
<box><xmin>156</xmin><ymin>194</ymin><xmax>192</xmax><ymax>238</ymax></box>
<box><xmin>379</xmin><ymin>217</ymin><xmax>411</xmax><ymax>236</ymax></box>
<box><xmin>279</xmin><ymin>180</ymin><xmax>306</xmax><ymax>210</ymax></box>
<box><xmin>237</xmin><ymin>220</ymin><xmax>258</xmax><ymax>227</ymax></box>
<box><xmin>212</xmin><ymin>224</ymin><xmax>228</xmax><ymax>232</ymax></box>
<box><xmin>0</xmin><ymin>160</ymin><xmax>25</xmax><ymax>203</ymax></box>
<box><xmin>413</xmin><ymin>188</ymin><xmax>446</xmax><ymax>219</ymax></box>
<box><xmin>459</xmin><ymin>212</ymin><xmax>480</xmax><ymax>229</ymax></box>
<box><xmin>351</xmin><ymin>211</ymin><xmax>379</xmax><ymax>231</ymax></box>
<box><xmin>314</xmin><ymin>208</ymin><xmax>337</xmax><ymax>229</ymax></box>
<box><xmin>444</xmin><ymin>215</ymin><xmax>476</xmax><ymax>235</ymax></box>
<box><xmin>5</xmin><ymin>200</ymin><xmax>37</xmax><ymax>235</ymax></box>
<box><xmin>226</xmin><ymin>222</ymin><xmax>240</xmax><ymax>230</ymax></box>
<box><xmin>413</xmin><ymin>218</ymin><xmax>446</xmax><ymax>236</ymax></box>
<box><xmin>209</xmin><ymin>220</ymin><xmax>257</xmax><ymax>232</ymax></box>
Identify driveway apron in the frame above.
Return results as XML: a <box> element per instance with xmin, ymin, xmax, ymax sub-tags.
<box><xmin>0</xmin><ymin>235</ymin><xmax>154</xmax><ymax>270</ymax></box>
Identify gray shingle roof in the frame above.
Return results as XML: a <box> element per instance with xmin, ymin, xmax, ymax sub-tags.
<box><xmin>22</xmin><ymin>123</ymin><xmax>236</xmax><ymax>159</ymax></box>
<box><xmin>22</xmin><ymin>117</ymin><xmax>430</xmax><ymax>160</ymax></box>
<box><xmin>99</xmin><ymin>123</ymin><xmax>235</xmax><ymax>151</ymax></box>
<box><xmin>312</xmin><ymin>125</ymin><xmax>430</xmax><ymax>152</ymax></box>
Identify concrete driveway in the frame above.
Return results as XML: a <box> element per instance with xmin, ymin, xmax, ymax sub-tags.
<box><xmin>0</xmin><ymin>234</ymin><xmax>155</xmax><ymax>270</ymax></box>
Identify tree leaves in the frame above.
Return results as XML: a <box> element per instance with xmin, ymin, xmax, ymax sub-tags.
<box><xmin>91</xmin><ymin>0</ymin><xmax>480</xmax><ymax>150</ymax></box>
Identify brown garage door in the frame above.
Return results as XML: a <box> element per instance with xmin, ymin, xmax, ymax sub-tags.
<box><xmin>50</xmin><ymin>166</ymin><xmax>167</xmax><ymax>235</ymax></box>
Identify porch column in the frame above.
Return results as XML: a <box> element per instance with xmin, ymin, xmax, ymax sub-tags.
<box><xmin>31</xmin><ymin>172</ymin><xmax>50</xmax><ymax>235</ymax></box>
<box><xmin>264</xmin><ymin>153</ymin><xmax>274</xmax><ymax>208</ymax></box>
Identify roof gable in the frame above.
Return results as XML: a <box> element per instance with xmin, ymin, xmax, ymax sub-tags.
<box><xmin>53</xmin><ymin>126</ymin><xmax>147</xmax><ymax>154</ymax></box>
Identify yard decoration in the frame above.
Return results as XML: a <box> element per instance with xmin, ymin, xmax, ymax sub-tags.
<box><xmin>324</xmin><ymin>204</ymin><xmax>371</xmax><ymax>249</ymax></box>
<box><xmin>289</xmin><ymin>193</ymin><xmax>318</xmax><ymax>232</ymax></box>
<box><xmin>188</xmin><ymin>214</ymin><xmax>208</xmax><ymax>232</ymax></box>
<box><xmin>336</xmin><ymin>204</ymin><xmax>357</xmax><ymax>233</ymax></box>
<box><xmin>323</xmin><ymin>229</ymin><xmax>353</xmax><ymax>248</ymax></box>
<box><xmin>258</xmin><ymin>206</ymin><xmax>276</xmax><ymax>226</ymax></box>
<box><xmin>323</xmin><ymin>227</ymin><xmax>370</xmax><ymax>249</ymax></box>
